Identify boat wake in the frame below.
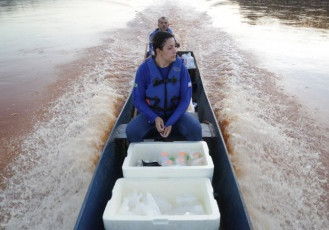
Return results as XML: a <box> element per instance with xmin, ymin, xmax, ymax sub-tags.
<box><xmin>1</xmin><ymin>1</ymin><xmax>328</xmax><ymax>229</ymax></box>
<box><xmin>184</xmin><ymin>12</ymin><xmax>329</xmax><ymax>229</ymax></box>
<box><xmin>0</xmin><ymin>25</ymin><xmax>147</xmax><ymax>229</ymax></box>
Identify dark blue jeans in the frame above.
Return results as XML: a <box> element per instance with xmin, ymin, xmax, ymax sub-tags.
<box><xmin>126</xmin><ymin>112</ymin><xmax>202</xmax><ymax>143</ymax></box>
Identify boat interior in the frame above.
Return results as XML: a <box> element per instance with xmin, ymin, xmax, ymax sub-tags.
<box><xmin>74</xmin><ymin>51</ymin><xmax>252</xmax><ymax>230</ymax></box>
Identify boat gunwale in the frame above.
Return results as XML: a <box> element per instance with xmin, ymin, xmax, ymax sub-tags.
<box><xmin>74</xmin><ymin>51</ymin><xmax>252</xmax><ymax>230</ymax></box>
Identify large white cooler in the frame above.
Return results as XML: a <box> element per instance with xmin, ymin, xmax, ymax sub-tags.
<box><xmin>103</xmin><ymin>178</ymin><xmax>220</xmax><ymax>230</ymax></box>
<box><xmin>122</xmin><ymin>141</ymin><xmax>214</xmax><ymax>179</ymax></box>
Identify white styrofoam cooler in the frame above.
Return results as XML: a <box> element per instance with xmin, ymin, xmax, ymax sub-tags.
<box><xmin>122</xmin><ymin>141</ymin><xmax>214</xmax><ymax>179</ymax></box>
<box><xmin>103</xmin><ymin>178</ymin><xmax>220</xmax><ymax>230</ymax></box>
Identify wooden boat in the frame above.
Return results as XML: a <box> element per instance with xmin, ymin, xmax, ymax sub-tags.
<box><xmin>74</xmin><ymin>51</ymin><xmax>252</xmax><ymax>229</ymax></box>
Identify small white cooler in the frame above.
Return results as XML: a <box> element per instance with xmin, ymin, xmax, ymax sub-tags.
<box><xmin>122</xmin><ymin>141</ymin><xmax>214</xmax><ymax>179</ymax></box>
<box><xmin>103</xmin><ymin>141</ymin><xmax>220</xmax><ymax>230</ymax></box>
<box><xmin>103</xmin><ymin>178</ymin><xmax>220</xmax><ymax>230</ymax></box>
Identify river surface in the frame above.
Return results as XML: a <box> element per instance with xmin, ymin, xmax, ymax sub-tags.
<box><xmin>0</xmin><ymin>0</ymin><xmax>328</xmax><ymax>229</ymax></box>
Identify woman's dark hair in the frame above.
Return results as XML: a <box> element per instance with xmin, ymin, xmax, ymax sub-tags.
<box><xmin>152</xmin><ymin>31</ymin><xmax>174</xmax><ymax>56</ymax></box>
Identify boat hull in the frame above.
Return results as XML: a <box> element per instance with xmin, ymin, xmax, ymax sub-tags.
<box><xmin>75</xmin><ymin>51</ymin><xmax>252</xmax><ymax>230</ymax></box>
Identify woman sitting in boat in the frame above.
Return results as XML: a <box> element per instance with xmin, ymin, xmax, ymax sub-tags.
<box><xmin>126</xmin><ymin>31</ymin><xmax>202</xmax><ymax>142</ymax></box>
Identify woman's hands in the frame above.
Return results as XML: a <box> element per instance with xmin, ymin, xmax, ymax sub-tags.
<box><xmin>155</xmin><ymin>117</ymin><xmax>164</xmax><ymax>132</ymax></box>
<box><xmin>155</xmin><ymin>117</ymin><xmax>172</xmax><ymax>138</ymax></box>
<box><xmin>161</xmin><ymin>125</ymin><xmax>172</xmax><ymax>138</ymax></box>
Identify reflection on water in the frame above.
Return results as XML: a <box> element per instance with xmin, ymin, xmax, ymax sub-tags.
<box><xmin>208</xmin><ymin>0</ymin><xmax>329</xmax><ymax>127</ymax></box>
<box><xmin>0</xmin><ymin>0</ymin><xmax>153</xmax><ymax>175</ymax></box>
<box><xmin>231</xmin><ymin>0</ymin><xmax>329</xmax><ymax>29</ymax></box>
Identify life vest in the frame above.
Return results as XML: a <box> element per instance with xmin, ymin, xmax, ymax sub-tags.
<box><xmin>145</xmin><ymin>57</ymin><xmax>182</xmax><ymax>118</ymax></box>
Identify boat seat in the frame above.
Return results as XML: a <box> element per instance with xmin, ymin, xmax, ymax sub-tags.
<box><xmin>114</xmin><ymin>122</ymin><xmax>216</xmax><ymax>140</ymax></box>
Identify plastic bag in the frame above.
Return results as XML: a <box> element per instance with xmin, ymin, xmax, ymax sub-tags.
<box><xmin>118</xmin><ymin>190</ymin><xmax>161</xmax><ymax>215</ymax></box>
<box><xmin>181</xmin><ymin>52</ymin><xmax>196</xmax><ymax>69</ymax></box>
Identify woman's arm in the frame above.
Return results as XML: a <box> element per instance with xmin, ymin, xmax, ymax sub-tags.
<box><xmin>165</xmin><ymin>65</ymin><xmax>192</xmax><ymax>127</ymax></box>
<box><xmin>133</xmin><ymin>64</ymin><xmax>159</xmax><ymax>123</ymax></box>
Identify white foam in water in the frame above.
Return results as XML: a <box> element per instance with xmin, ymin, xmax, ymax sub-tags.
<box><xmin>1</xmin><ymin>0</ymin><xmax>329</xmax><ymax>229</ymax></box>
<box><xmin>0</xmin><ymin>65</ymin><xmax>125</xmax><ymax>229</ymax></box>
<box><xmin>186</xmin><ymin>9</ymin><xmax>329</xmax><ymax>228</ymax></box>
<box><xmin>0</xmin><ymin>15</ymin><xmax>148</xmax><ymax>230</ymax></box>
